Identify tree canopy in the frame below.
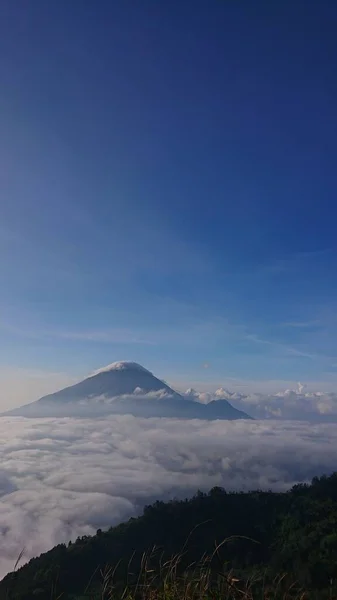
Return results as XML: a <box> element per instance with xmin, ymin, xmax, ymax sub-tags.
<box><xmin>3</xmin><ymin>473</ymin><xmax>337</xmax><ymax>599</ymax></box>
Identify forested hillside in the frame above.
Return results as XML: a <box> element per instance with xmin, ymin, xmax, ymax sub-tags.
<box><xmin>3</xmin><ymin>473</ymin><xmax>337</xmax><ymax>599</ymax></box>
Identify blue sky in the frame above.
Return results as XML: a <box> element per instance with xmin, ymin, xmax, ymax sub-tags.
<box><xmin>1</xmin><ymin>0</ymin><xmax>337</xmax><ymax>397</ymax></box>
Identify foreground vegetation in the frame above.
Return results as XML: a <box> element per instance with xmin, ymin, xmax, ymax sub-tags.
<box><xmin>3</xmin><ymin>473</ymin><xmax>337</xmax><ymax>599</ymax></box>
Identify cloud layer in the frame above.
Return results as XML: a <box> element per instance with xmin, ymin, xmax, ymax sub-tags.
<box><xmin>185</xmin><ymin>384</ymin><xmax>337</xmax><ymax>421</ymax></box>
<box><xmin>0</xmin><ymin>415</ymin><xmax>336</xmax><ymax>578</ymax></box>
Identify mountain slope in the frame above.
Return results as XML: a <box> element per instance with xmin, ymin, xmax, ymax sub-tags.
<box><xmin>32</xmin><ymin>362</ymin><xmax>179</xmax><ymax>403</ymax></box>
<box><xmin>2</xmin><ymin>473</ymin><xmax>337</xmax><ymax>599</ymax></box>
<box><xmin>4</xmin><ymin>361</ymin><xmax>251</xmax><ymax>420</ymax></box>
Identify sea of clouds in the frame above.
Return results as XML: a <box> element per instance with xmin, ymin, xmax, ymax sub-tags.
<box><xmin>186</xmin><ymin>384</ymin><xmax>337</xmax><ymax>421</ymax></box>
<box><xmin>0</xmin><ymin>414</ymin><xmax>336</xmax><ymax>578</ymax></box>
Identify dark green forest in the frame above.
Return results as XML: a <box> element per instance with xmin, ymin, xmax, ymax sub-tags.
<box><xmin>3</xmin><ymin>472</ymin><xmax>337</xmax><ymax>600</ymax></box>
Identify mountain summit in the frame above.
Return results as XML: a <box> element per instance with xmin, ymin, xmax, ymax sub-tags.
<box><xmin>5</xmin><ymin>361</ymin><xmax>251</xmax><ymax>420</ymax></box>
<box><xmin>57</xmin><ymin>361</ymin><xmax>180</xmax><ymax>400</ymax></box>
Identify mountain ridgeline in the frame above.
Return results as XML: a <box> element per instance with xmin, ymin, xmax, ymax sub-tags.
<box><xmin>2</xmin><ymin>472</ymin><xmax>337</xmax><ymax>599</ymax></box>
<box><xmin>5</xmin><ymin>361</ymin><xmax>251</xmax><ymax>419</ymax></box>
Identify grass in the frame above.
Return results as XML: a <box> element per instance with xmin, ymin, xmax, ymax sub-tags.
<box><xmin>77</xmin><ymin>541</ymin><xmax>307</xmax><ymax>600</ymax></box>
<box><xmin>5</xmin><ymin>536</ymin><xmax>324</xmax><ymax>600</ymax></box>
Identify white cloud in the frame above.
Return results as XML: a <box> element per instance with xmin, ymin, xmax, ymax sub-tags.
<box><xmin>92</xmin><ymin>361</ymin><xmax>151</xmax><ymax>375</ymax></box>
<box><xmin>0</xmin><ymin>415</ymin><xmax>336</xmax><ymax>578</ymax></box>
<box><xmin>185</xmin><ymin>387</ymin><xmax>245</xmax><ymax>405</ymax></box>
<box><xmin>245</xmin><ymin>388</ymin><xmax>337</xmax><ymax>420</ymax></box>
<box><xmin>186</xmin><ymin>383</ymin><xmax>337</xmax><ymax>421</ymax></box>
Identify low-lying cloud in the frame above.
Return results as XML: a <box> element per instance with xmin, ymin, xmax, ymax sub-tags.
<box><xmin>185</xmin><ymin>384</ymin><xmax>337</xmax><ymax>421</ymax></box>
<box><xmin>0</xmin><ymin>415</ymin><xmax>336</xmax><ymax>578</ymax></box>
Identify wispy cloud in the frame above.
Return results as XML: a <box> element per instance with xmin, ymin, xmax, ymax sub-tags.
<box><xmin>0</xmin><ymin>321</ymin><xmax>157</xmax><ymax>345</ymax></box>
<box><xmin>54</xmin><ymin>329</ymin><xmax>157</xmax><ymax>345</ymax></box>
<box><xmin>243</xmin><ymin>333</ymin><xmax>324</xmax><ymax>361</ymax></box>
<box><xmin>282</xmin><ymin>320</ymin><xmax>321</xmax><ymax>328</ymax></box>
<box><xmin>1</xmin><ymin>309</ymin><xmax>335</xmax><ymax>370</ymax></box>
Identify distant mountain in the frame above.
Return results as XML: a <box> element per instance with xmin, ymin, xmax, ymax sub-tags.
<box><xmin>4</xmin><ymin>361</ymin><xmax>251</xmax><ymax>420</ymax></box>
<box><xmin>202</xmin><ymin>399</ymin><xmax>251</xmax><ymax>420</ymax></box>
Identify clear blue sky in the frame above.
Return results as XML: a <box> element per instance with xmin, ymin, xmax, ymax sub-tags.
<box><xmin>1</xmin><ymin>0</ymin><xmax>337</xmax><ymax>387</ymax></box>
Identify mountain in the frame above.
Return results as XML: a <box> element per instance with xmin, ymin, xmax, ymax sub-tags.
<box><xmin>202</xmin><ymin>398</ymin><xmax>251</xmax><ymax>419</ymax></box>
<box><xmin>4</xmin><ymin>361</ymin><xmax>251</xmax><ymax>420</ymax></box>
